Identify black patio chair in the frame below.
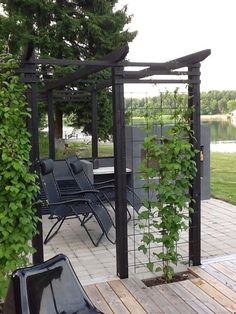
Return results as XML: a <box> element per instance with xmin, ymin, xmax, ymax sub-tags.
<box><xmin>65</xmin><ymin>156</ymin><xmax>142</xmax><ymax>219</ymax></box>
<box><xmin>3</xmin><ymin>254</ymin><xmax>103</xmax><ymax>314</ymax></box>
<box><xmin>40</xmin><ymin>158</ymin><xmax>115</xmax><ymax>246</ymax></box>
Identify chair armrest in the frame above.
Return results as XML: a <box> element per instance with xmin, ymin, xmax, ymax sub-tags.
<box><xmin>126</xmin><ymin>185</ymin><xmax>132</xmax><ymax>191</ymax></box>
<box><xmin>96</xmin><ymin>185</ymin><xmax>115</xmax><ymax>190</ymax></box>
<box><xmin>48</xmin><ymin>198</ymin><xmax>91</xmax><ymax>206</ymax></box>
<box><xmin>61</xmin><ymin>189</ymin><xmax>100</xmax><ymax>196</ymax></box>
<box><xmin>94</xmin><ymin>179</ymin><xmax>115</xmax><ymax>186</ymax></box>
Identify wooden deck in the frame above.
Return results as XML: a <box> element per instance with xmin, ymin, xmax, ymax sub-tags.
<box><xmin>85</xmin><ymin>255</ymin><xmax>236</xmax><ymax>313</ymax></box>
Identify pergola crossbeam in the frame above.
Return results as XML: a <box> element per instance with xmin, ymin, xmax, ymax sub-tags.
<box><xmin>116</xmin><ymin>79</ymin><xmax>199</xmax><ymax>84</ymax></box>
<box><xmin>123</xmin><ymin>49</ymin><xmax>210</xmax><ymax>79</ymax></box>
<box><xmin>44</xmin><ymin>44</ymin><xmax>129</xmax><ymax>91</ymax></box>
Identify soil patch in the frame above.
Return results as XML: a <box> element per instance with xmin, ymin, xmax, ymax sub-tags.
<box><xmin>142</xmin><ymin>271</ymin><xmax>196</xmax><ymax>287</ymax></box>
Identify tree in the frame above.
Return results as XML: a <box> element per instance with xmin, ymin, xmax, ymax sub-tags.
<box><xmin>227</xmin><ymin>99</ymin><xmax>236</xmax><ymax>113</ymax></box>
<box><xmin>0</xmin><ymin>0</ymin><xmax>136</xmax><ymax>139</ymax></box>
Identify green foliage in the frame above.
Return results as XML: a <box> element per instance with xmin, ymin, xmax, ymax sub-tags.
<box><xmin>0</xmin><ymin>55</ymin><xmax>39</xmax><ymax>299</ymax></box>
<box><xmin>39</xmin><ymin>131</ymin><xmax>113</xmax><ymax>159</ymax></box>
<box><xmin>0</xmin><ymin>0</ymin><xmax>136</xmax><ymax>139</ymax></box>
<box><xmin>125</xmin><ymin>90</ymin><xmax>236</xmax><ymax>117</ymax></box>
<box><xmin>71</xmin><ymin>88</ymin><xmax>113</xmax><ymax>140</ymax></box>
<box><xmin>125</xmin><ymin>94</ymin><xmax>188</xmax><ymax>120</ymax></box>
<box><xmin>201</xmin><ymin>90</ymin><xmax>236</xmax><ymax>115</ymax></box>
<box><xmin>138</xmin><ymin>91</ymin><xmax>197</xmax><ymax>283</ymax></box>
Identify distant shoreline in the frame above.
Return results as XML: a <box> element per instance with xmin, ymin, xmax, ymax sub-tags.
<box><xmin>201</xmin><ymin>114</ymin><xmax>229</xmax><ymax>121</ymax></box>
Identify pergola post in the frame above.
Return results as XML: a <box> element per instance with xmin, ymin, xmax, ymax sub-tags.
<box><xmin>112</xmin><ymin>66</ymin><xmax>128</xmax><ymax>278</ymax></box>
<box><xmin>47</xmin><ymin>90</ymin><xmax>56</xmax><ymax>159</ymax></box>
<box><xmin>91</xmin><ymin>89</ymin><xmax>98</xmax><ymax>167</ymax></box>
<box><xmin>188</xmin><ymin>63</ymin><xmax>201</xmax><ymax>266</ymax></box>
<box><xmin>24</xmin><ymin>50</ymin><xmax>44</xmax><ymax>264</ymax></box>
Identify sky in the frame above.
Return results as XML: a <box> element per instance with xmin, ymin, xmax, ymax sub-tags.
<box><xmin>117</xmin><ymin>0</ymin><xmax>236</xmax><ymax>94</ymax></box>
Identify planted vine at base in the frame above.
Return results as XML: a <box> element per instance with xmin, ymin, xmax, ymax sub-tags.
<box><xmin>0</xmin><ymin>55</ymin><xmax>39</xmax><ymax>299</ymax></box>
<box><xmin>138</xmin><ymin>90</ymin><xmax>197</xmax><ymax>283</ymax></box>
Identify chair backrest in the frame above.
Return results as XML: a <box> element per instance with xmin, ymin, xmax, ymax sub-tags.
<box><xmin>4</xmin><ymin>254</ymin><xmax>102</xmax><ymax>314</ymax></box>
<box><xmin>53</xmin><ymin>159</ymin><xmax>73</xmax><ymax>180</ymax></box>
<box><xmin>66</xmin><ymin>156</ymin><xmax>93</xmax><ymax>191</ymax></box>
<box><xmin>40</xmin><ymin>159</ymin><xmax>61</xmax><ymax>204</ymax></box>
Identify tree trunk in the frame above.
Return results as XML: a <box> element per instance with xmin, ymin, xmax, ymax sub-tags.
<box><xmin>0</xmin><ymin>301</ymin><xmax>3</xmax><ymax>314</ymax></box>
<box><xmin>55</xmin><ymin>109</ymin><xmax>63</xmax><ymax>139</ymax></box>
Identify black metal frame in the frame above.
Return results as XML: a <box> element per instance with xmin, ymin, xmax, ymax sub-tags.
<box><xmin>20</xmin><ymin>43</ymin><xmax>210</xmax><ymax>277</ymax></box>
<box><xmin>188</xmin><ymin>63</ymin><xmax>202</xmax><ymax>266</ymax></box>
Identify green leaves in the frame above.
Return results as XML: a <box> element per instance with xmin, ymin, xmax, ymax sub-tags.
<box><xmin>0</xmin><ymin>0</ymin><xmax>136</xmax><ymax>140</ymax></box>
<box><xmin>138</xmin><ymin>91</ymin><xmax>196</xmax><ymax>283</ymax></box>
<box><xmin>0</xmin><ymin>55</ymin><xmax>39</xmax><ymax>299</ymax></box>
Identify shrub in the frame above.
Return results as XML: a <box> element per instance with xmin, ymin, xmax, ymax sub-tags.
<box><xmin>0</xmin><ymin>55</ymin><xmax>39</xmax><ymax>299</ymax></box>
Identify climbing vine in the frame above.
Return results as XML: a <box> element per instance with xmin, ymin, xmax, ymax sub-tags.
<box><xmin>0</xmin><ymin>54</ymin><xmax>39</xmax><ymax>299</ymax></box>
<box><xmin>138</xmin><ymin>90</ymin><xmax>197</xmax><ymax>282</ymax></box>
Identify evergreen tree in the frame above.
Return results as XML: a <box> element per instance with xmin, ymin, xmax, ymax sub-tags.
<box><xmin>0</xmin><ymin>0</ymin><xmax>136</xmax><ymax>139</ymax></box>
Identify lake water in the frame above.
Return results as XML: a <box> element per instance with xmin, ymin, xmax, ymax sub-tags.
<box><xmin>206</xmin><ymin>120</ymin><xmax>236</xmax><ymax>152</ymax></box>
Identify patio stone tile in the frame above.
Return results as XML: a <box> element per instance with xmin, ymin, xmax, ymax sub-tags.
<box><xmin>42</xmin><ymin>199</ymin><xmax>236</xmax><ymax>284</ymax></box>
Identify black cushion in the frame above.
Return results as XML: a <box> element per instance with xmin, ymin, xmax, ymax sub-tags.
<box><xmin>41</xmin><ymin>159</ymin><xmax>54</xmax><ymax>175</ymax></box>
<box><xmin>70</xmin><ymin>160</ymin><xmax>83</xmax><ymax>174</ymax></box>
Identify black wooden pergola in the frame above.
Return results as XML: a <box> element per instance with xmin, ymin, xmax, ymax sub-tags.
<box><xmin>21</xmin><ymin>44</ymin><xmax>210</xmax><ymax>279</ymax></box>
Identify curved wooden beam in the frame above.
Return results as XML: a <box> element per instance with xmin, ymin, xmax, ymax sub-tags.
<box><xmin>124</xmin><ymin>49</ymin><xmax>211</xmax><ymax>79</ymax></box>
<box><xmin>45</xmin><ymin>44</ymin><xmax>129</xmax><ymax>91</ymax></box>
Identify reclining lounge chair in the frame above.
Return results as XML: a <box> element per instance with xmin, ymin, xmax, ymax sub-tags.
<box><xmin>40</xmin><ymin>158</ymin><xmax>115</xmax><ymax>246</ymax></box>
<box><xmin>3</xmin><ymin>254</ymin><xmax>103</xmax><ymax>314</ymax></box>
<box><xmin>65</xmin><ymin>156</ymin><xmax>142</xmax><ymax>219</ymax></box>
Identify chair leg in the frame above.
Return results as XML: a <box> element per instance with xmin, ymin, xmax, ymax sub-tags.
<box><xmin>82</xmin><ymin>224</ymin><xmax>105</xmax><ymax>247</ymax></box>
<box><xmin>71</xmin><ymin>206</ymin><xmax>111</xmax><ymax>247</ymax></box>
<box><xmin>100</xmin><ymin>191</ymin><xmax>131</xmax><ymax>223</ymax></box>
<box><xmin>76</xmin><ymin>212</ymin><xmax>105</xmax><ymax>247</ymax></box>
<box><xmin>106</xmin><ymin>235</ymin><xmax>116</xmax><ymax>245</ymax></box>
<box><xmin>44</xmin><ymin>217</ymin><xmax>66</xmax><ymax>244</ymax></box>
<box><xmin>88</xmin><ymin>204</ymin><xmax>116</xmax><ymax>245</ymax></box>
<box><xmin>127</xmin><ymin>207</ymin><xmax>131</xmax><ymax>222</ymax></box>
<box><xmin>100</xmin><ymin>191</ymin><xmax>116</xmax><ymax>212</ymax></box>
<box><xmin>81</xmin><ymin>213</ymin><xmax>93</xmax><ymax>225</ymax></box>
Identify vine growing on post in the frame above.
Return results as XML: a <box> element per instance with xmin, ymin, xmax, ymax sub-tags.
<box><xmin>138</xmin><ymin>90</ymin><xmax>197</xmax><ymax>283</ymax></box>
<box><xmin>0</xmin><ymin>55</ymin><xmax>39</xmax><ymax>299</ymax></box>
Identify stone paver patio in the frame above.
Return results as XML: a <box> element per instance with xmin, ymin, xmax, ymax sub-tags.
<box><xmin>43</xmin><ymin>198</ymin><xmax>236</xmax><ymax>285</ymax></box>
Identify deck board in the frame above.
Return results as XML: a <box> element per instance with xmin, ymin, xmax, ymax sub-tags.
<box><xmin>153</xmin><ymin>284</ymin><xmax>197</xmax><ymax>313</ymax></box>
<box><xmin>108</xmin><ymin>280</ymin><xmax>146</xmax><ymax>314</ymax></box>
<box><xmin>168</xmin><ymin>282</ymin><xmax>215</xmax><ymax>314</ymax></box>
<box><xmin>96</xmin><ymin>281</ymin><xmax>130</xmax><ymax>314</ymax></box>
<box><xmin>202</xmin><ymin>264</ymin><xmax>236</xmax><ymax>292</ymax></box>
<box><xmin>189</xmin><ymin>266</ymin><xmax>236</xmax><ymax>303</ymax></box>
<box><xmin>180</xmin><ymin>278</ymin><xmax>230</xmax><ymax>313</ymax></box>
<box><xmin>84</xmin><ymin>284</ymin><xmax>113</xmax><ymax>314</ymax></box>
<box><xmin>191</xmin><ymin>277</ymin><xmax>236</xmax><ymax>313</ymax></box>
<box><xmin>122</xmin><ymin>277</ymin><xmax>163</xmax><ymax>313</ymax></box>
<box><xmin>211</xmin><ymin>262</ymin><xmax>236</xmax><ymax>282</ymax></box>
<box><xmin>131</xmin><ymin>276</ymin><xmax>179</xmax><ymax>313</ymax></box>
<box><xmin>85</xmin><ymin>257</ymin><xmax>236</xmax><ymax>313</ymax></box>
